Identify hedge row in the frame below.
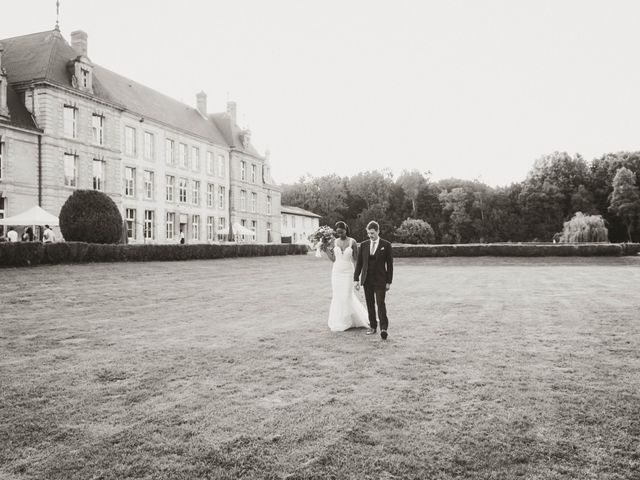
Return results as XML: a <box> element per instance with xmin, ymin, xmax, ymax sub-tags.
<box><xmin>0</xmin><ymin>242</ymin><xmax>309</xmax><ymax>268</ymax></box>
<box><xmin>2</xmin><ymin>242</ymin><xmax>637</xmax><ymax>268</ymax></box>
<box><xmin>392</xmin><ymin>243</ymin><xmax>640</xmax><ymax>257</ymax></box>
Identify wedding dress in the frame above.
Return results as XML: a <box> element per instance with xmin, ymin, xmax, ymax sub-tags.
<box><xmin>328</xmin><ymin>244</ymin><xmax>370</xmax><ymax>331</ymax></box>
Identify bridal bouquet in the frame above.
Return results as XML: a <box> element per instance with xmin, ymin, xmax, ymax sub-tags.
<box><xmin>308</xmin><ymin>226</ymin><xmax>335</xmax><ymax>257</ymax></box>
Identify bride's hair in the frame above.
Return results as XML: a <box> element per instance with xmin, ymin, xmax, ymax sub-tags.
<box><xmin>334</xmin><ymin>221</ymin><xmax>350</xmax><ymax>235</ymax></box>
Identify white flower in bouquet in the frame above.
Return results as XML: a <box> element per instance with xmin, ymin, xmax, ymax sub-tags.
<box><xmin>308</xmin><ymin>226</ymin><xmax>335</xmax><ymax>257</ymax></box>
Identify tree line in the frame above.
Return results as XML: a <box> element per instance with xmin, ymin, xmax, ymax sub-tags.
<box><xmin>281</xmin><ymin>151</ymin><xmax>640</xmax><ymax>243</ymax></box>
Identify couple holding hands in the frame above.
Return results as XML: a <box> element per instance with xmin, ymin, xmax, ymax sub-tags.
<box><xmin>321</xmin><ymin>220</ymin><xmax>393</xmax><ymax>339</ymax></box>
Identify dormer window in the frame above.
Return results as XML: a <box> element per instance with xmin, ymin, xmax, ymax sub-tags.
<box><xmin>69</xmin><ymin>57</ymin><xmax>94</xmax><ymax>94</ymax></box>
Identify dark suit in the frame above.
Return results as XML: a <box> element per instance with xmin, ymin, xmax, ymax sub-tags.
<box><xmin>354</xmin><ymin>238</ymin><xmax>393</xmax><ymax>331</ymax></box>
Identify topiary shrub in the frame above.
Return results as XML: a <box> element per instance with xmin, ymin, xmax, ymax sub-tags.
<box><xmin>59</xmin><ymin>190</ymin><xmax>123</xmax><ymax>244</ymax></box>
<box><xmin>395</xmin><ymin>218</ymin><xmax>435</xmax><ymax>244</ymax></box>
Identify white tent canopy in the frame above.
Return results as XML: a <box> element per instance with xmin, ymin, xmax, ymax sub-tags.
<box><xmin>0</xmin><ymin>205</ymin><xmax>59</xmax><ymax>226</ymax></box>
<box><xmin>216</xmin><ymin>222</ymin><xmax>256</xmax><ymax>236</ymax></box>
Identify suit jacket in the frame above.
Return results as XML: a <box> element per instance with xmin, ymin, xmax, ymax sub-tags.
<box><xmin>354</xmin><ymin>238</ymin><xmax>393</xmax><ymax>287</ymax></box>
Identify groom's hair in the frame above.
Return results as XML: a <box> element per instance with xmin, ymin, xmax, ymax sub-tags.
<box><xmin>366</xmin><ymin>221</ymin><xmax>379</xmax><ymax>231</ymax></box>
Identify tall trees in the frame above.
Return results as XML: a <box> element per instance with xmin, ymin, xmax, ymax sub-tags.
<box><xmin>608</xmin><ymin>167</ymin><xmax>640</xmax><ymax>241</ymax></box>
<box><xmin>280</xmin><ymin>150</ymin><xmax>640</xmax><ymax>244</ymax></box>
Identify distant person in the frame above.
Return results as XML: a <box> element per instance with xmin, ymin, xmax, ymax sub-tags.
<box><xmin>43</xmin><ymin>225</ymin><xmax>56</xmax><ymax>243</ymax></box>
<box><xmin>6</xmin><ymin>227</ymin><xmax>18</xmax><ymax>243</ymax></box>
<box><xmin>179</xmin><ymin>229</ymin><xmax>185</xmax><ymax>245</ymax></box>
<box><xmin>21</xmin><ymin>226</ymin><xmax>34</xmax><ymax>242</ymax></box>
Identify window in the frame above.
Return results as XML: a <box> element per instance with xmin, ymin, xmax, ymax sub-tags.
<box><xmin>207</xmin><ymin>216</ymin><xmax>215</xmax><ymax>241</ymax></box>
<box><xmin>217</xmin><ymin>154</ymin><xmax>225</xmax><ymax>177</ymax></box>
<box><xmin>143</xmin><ymin>132</ymin><xmax>154</xmax><ymax>160</ymax></box>
<box><xmin>218</xmin><ymin>186</ymin><xmax>225</xmax><ymax>210</ymax></box>
<box><xmin>218</xmin><ymin>217</ymin><xmax>226</xmax><ymax>238</ymax></box>
<box><xmin>92</xmin><ymin>114</ymin><xmax>104</xmax><ymax>145</ymax></box>
<box><xmin>267</xmin><ymin>196</ymin><xmax>272</xmax><ymax>215</ymax></box>
<box><xmin>144</xmin><ymin>210</ymin><xmax>154</xmax><ymax>240</ymax></box>
<box><xmin>179</xmin><ymin>178</ymin><xmax>188</xmax><ymax>203</ymax></box>
<box><xmin>166</xmin><ymin>175</ymin><xmax>175</xmax><ymax>201</ymax></box>
<box><xmin>282</xmin><ymin>214</ymin><xmax>288</xmax><ymax>227</ymax></box>
<box><xmin>126</xmin><ymin>208</ymin><xmax>136</xmax><ymax>240</ymax></box>
<box><xmin>179</xmin><ymin>143</ymin><xmax>188</xmax><ymax>168</ymax></box>
<box><xmin>63</xmin><ymin>105</ymin><xmax>77</xmax><ymax>138</ymax></box>
<box><xmin>124</xmin><ymin>126</ymin><xmax>136</xmax><ymax>156</ymax></box>
<box><xmin>240</xmin><ymin>160</ymin><xmax>246</xmax><ymax>181</ymax></box>
<box><xmin>266</xmin><ymin>222</ymin><xmax>272</xmax><ymax>243</ymax></box>
<box><xmin>251</xmin><ymin>220</ymin><xmax>257</xmax><ymax>235</ymax></box>
<box><xmin>192</xmin><ymin>180</ymin><xmax>200</xmax><ymax>205</ymax></box>
<box><xmin>144</xmin><ymin>170</ymin><xmax>154</xmax><ymax>200</ymax></box>
<box><xmin>251</xmin><ymin>164</ymin><xmax>256</xmax><ymax>183</ymax></box>
<box><xmin>206</xmin><ymin>152</ymin><xmax>214</xmax><ymax>175</ymax></box>
<box><xmin>251</xmin><ymin>192</ymin><xmax>257</xmax><ymax>213</ymax></box>
<box><xmin>0</xmin><ymin>136</ymin><xmax>4</xmax><ymax>181</ymax></box>
<box><xmin>207</xmin><ymin>184</ymin><xmax>215</xmax><ymax>207</ymax></box>
<box><xmin>124</xmin><ymin>167</ymin><xmax>136</xmax><ymax>197</ymax></box>
<box><xmin>92</xmin><ymin>159</ymin><xmax>105</xmax><ymax>191</ymax></box>
<box><xmin>64</xmin><ymin>153</ymin><xmax>77</xmax><ymax>187</ymax></box>
<box><xmin>165</xmin><ymin>139</ymin><xmax>174</xmax><ymax>165</ymax></box>
<box><xmin>0</xmin><ymin>197</ymin><xmax>4</xmax><ymax>237</ymax></box>
<box><xmin>81</xmin><ymin>68</ymin><xmax>90</xmax><ymax>88</ymax></box>
<box><xmin>192</xmin><ymin>147</ymin><xmax>200</xmax><ymax>171</ymax></box>
<box><xmin>166</xmin><ymin>212</ymin><xmax>175</xmax><ymax>240</ymax></box>
<box><xmin>240</xmin><ymin>190</ymin><xmax>246</xmax><ymax>211</ymax></box>
<box><xmin>192</xmin><ymin>215</ymin><xmax>200</xmax><ymax>240</ymax></box>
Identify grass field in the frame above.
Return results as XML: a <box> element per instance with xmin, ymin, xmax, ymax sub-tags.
<box><xmin>1</xmin><ymin>255</ymin><xmax>639</xmax><ymax>480</ymax></box>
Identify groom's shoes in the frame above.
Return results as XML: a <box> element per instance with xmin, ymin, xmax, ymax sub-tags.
<box><xmin>366</xmin><ymin>328</ymin><xmax>377</xmax><ymax>335</ymax></box>
<box><xmin>380</xmin><ymin>330</ymin><xmax>388</xmax><ymax>340</ymax></box>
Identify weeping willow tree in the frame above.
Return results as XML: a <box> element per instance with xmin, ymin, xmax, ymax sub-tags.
<box><xmin>560</xmin><ymin>212</ymin><xmax>608</xmax><ymax>243</ymax></box>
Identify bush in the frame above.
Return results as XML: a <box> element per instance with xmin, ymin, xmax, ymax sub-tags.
<box><xmin>59</xmin><ymin>190</ymin><xmax>123</xmax><ymax>244</ymax></box>
<box><xmin>395</xmin><ymin>218</ymin><xmax>435</xmax><ymax>244</ymax></box>
<box><xmin>560</xmin><ymin>212</ymin><xmax>609</xmax><ymax>243</ymax></box>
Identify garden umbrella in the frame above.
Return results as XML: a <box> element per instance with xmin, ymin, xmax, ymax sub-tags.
<box><xmin>0</xmin><ymin>205</ymin><xmax>59</xmax><ymax>226</ymax></box>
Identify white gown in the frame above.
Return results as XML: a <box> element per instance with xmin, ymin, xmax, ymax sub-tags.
<box><xmin>328</xmin><ymin>244</ymin><xmax>370</xmax><ymax>332</ymax></box>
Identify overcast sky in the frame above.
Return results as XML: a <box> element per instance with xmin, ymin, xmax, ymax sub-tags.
<box><xmin>5</xmin><ymin>1</ymin><xmax>640</xmax><ymax>186</ymax></box>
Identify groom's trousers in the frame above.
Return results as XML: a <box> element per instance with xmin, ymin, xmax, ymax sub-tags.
<box><xmin>363</xmin><ymin>282</ymin><xmax>388</xmax><ymax>331</ymax></box>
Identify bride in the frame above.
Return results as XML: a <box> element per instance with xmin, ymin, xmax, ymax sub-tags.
<box><xmin>322</xmin><ymin>221</ymin><xmax>370</xmax><ymax>332</ymax></box>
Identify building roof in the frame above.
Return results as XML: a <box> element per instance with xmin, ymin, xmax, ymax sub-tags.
<box><xmin>281</xmin><ymin>206</ymin><xmax>321</xmax><ymax>218</ymax></box>
<box><xmin>1</xmin><ymin>85</ymin><xmax>41</xmax><ymax>131</ymax></box>
<box><xmin>0</xmin><ymin>29</ymin><xmax>228</xmax><ymax>145</ymax></box>
<box><xmin>210</xmin><ymin>112</ymin><xmax>261</xmax><ymax>157</ymax></box>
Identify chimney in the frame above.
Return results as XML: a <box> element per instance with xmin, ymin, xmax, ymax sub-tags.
<box><xmin>226</xmin><ymin>101</ymin><xmax>237</xmax><ymax>124</ymax></box>
<box><xmin>0</xmin><ymin>45</ymin><xmax>8</xmax><ymax>118</ymax></box>
<box><xmin>70</xmin><ymin>30</ymin><xmax>88</xmax><ymax>57</ymax></box>
<box><xmin>196</xmin><ymin>91</ymin><xmax>207</xmax><ymax>116</ymax></box>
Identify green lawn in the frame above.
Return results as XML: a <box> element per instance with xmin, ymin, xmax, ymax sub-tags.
<box><xmin>1</xmin><ymin>255</ymin><xmax>639</xmax><ymax>479</ymax></box>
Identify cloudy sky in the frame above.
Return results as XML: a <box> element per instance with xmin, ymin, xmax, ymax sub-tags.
<box><xmin>5</xmin><ymin>1</ymin><xmax>640</xmax><ymax>186</ymax></box>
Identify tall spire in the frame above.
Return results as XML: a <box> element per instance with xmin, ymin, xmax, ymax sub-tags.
<box><xmin>55</xmin><ymin>0</ymin><xmax>60</xmax><ymax>31</ymax></box>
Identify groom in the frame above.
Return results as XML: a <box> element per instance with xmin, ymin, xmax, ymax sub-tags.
<box><xmin>354</xmin><ymin>221</ymin><xmax>393</xmax><ymax>340</ymax></box>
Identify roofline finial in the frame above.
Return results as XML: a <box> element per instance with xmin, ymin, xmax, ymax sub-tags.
<box><xmin>55</xmin><ymin>0</ymin><xmax>60</xmax><ymax>31</ymax></box>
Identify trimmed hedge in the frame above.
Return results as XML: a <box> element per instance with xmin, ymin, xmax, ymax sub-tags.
<box><xmin>0</xmin><ymin>242</ymin><xmax>309</xmax><ymax>268</ymax></box>
<box><xmin>0</xmin><ymin>242</ymin><xmax>637</xmax><ymax>268</ymax></box>
<box><xmin>392</xmin><ymin>243</ymin><xmax>640</xmax><ymax>257</ymax></box>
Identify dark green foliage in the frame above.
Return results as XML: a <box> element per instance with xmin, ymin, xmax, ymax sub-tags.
<box><xmin>59</xmin><ymin>190</ymin><xmax>123</xmax><ymax>244</ymax></box>
<box><xmin>0</xmin><ymin>242</ymin><xmax>308</xmax><ymax>267</ymax></box>
<box><xmin>395</xmin><ymin>218</ymin><xmax>435</xmax><ymax>244</ymax></box>
<box><xmin>392</xmin><ymin>243</ymin><xmax>628</xmax><ymax>257</ymax></box>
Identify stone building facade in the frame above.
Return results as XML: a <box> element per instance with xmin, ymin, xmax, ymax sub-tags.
<box><xmin>0</xmin><ymin>27</ymin><xmax>280</xmax><ymax>243</ymax></box>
